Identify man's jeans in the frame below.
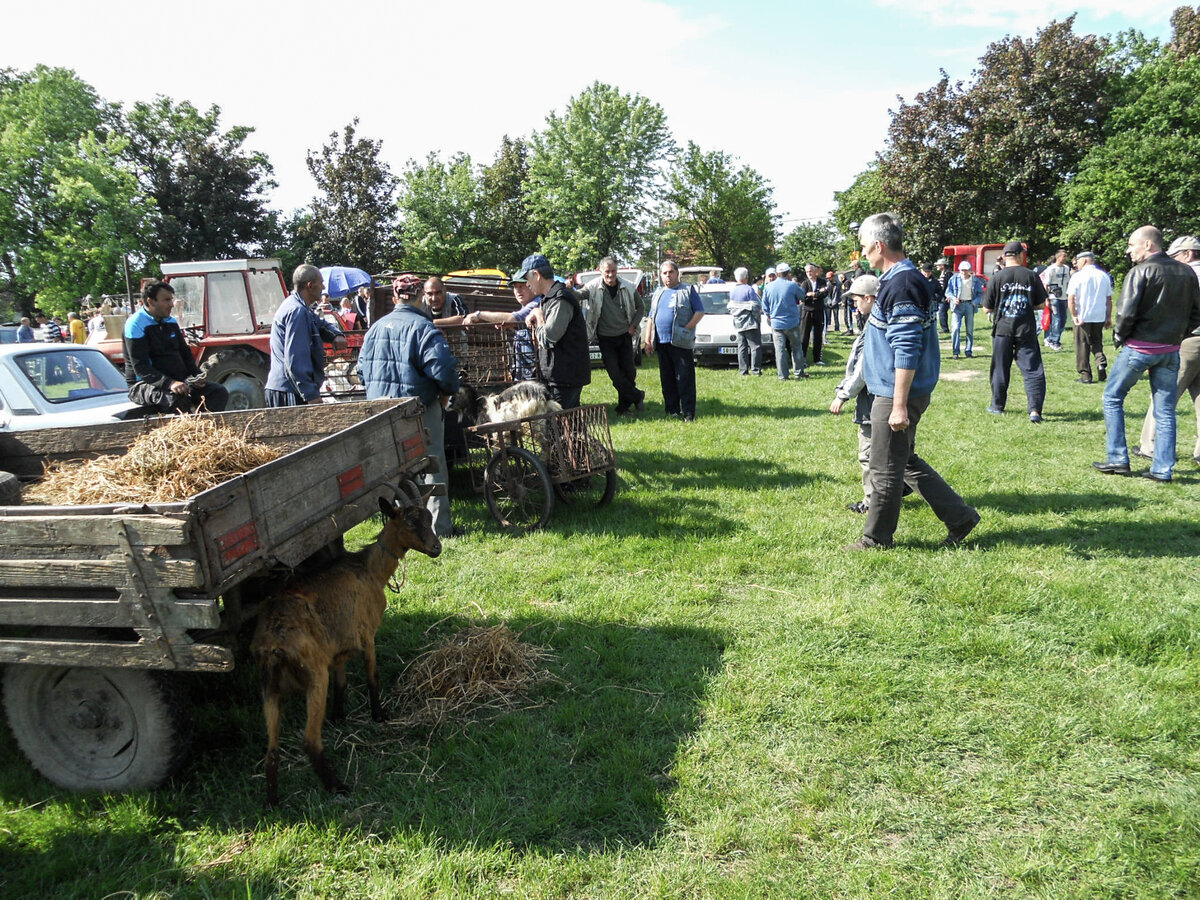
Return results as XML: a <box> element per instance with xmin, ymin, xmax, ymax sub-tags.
<box><xmin>1046</xmin><ymin>297</ymin><xmax>1067</xmax><ymax>346</ymax></box>
<box><xmin>736</xmin><ymin>327</ymin><xmax>762</xmax><ymax>375</ymax></box>
<box><xmin>950</xmin><ymin>303</ymin><xmax>975</xmax><ymax>356</ymax></box>
<box><xmin>421</xmin><ymin>401</ymin><xmax>453</xmax><ymax>537</ymax></box>
<box><xmin>1103</xmin><ymin>346</ymin><xmax>1179</xmax><ymax>478</ymax></box>
<box><xmin>771</xmin><ymin>324</ymin><xmax>805</xmax><ymax>378</ymax></box>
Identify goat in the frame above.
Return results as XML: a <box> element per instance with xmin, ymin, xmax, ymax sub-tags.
<box><xmin>250</xmin><ymin>481</ymin><xmax>441</xmax><ymax>806</ymax></box>
<box><xmin>452</xmin><ymin>381</ymin><xmax>562</xmax><ymax>454</ymax></box>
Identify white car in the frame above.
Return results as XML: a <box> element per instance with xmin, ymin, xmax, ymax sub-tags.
<box><xmin>691</xmin><ymin>283</ymin><xmax>775</xmax><ymax>367</ymax></box>
<box><xmin>0</xmin><ymin>343</ymin><xmax>140</xmax><ymax>431</ymax></box>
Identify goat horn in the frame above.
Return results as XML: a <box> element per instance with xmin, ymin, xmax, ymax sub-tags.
<box><xmin>398</xmin><ymin>478</ymin><xmax>423</xmax><ymax>505</ymax></box>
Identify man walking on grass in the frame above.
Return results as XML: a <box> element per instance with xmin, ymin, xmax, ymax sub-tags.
<box><xmin>1065</xmin><ymin>251</ymin><xmax>1111</xmax><ymax>384</ymax></box>
<box><xmin>982</xmin><ymin>241</ymin><xmax>1047</xmax><ymax>423</ymax></box>
<box><xmin>846</xmin><ymin>212</ymin><xmax>979</xmax><ymax>551</ymax></box>
<box><xmin>1093</xmin><ymin>226</ymin><xmax>1200</xmax><ymax>482</ymax></box>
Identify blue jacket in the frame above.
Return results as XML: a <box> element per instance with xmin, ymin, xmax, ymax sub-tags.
<box><xmin>266</xmin><ymin>292</ymin><xmax>343</xmax><ymax>401</ymax></box>
<box><xmin>944</xmin><ymin>273</ymin><xmax>985</xmax><ymax>308</ymax></box>
<box><xmin>863</xmin><ymin>259</ymin><xmax>940</xmax><ymax>399</ymax></box>
<box><xmin>357</xmin><ymin>304</ymin><xmax>460</xmax><ymax>405</ymax></box>
<box><xmin>761</xmin><ymin>278</ymin><xmax>802</xmax><ymax>329</ymax></box>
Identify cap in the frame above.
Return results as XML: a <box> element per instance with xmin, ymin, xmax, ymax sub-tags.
<box><xmin>1167</xmin><ymin>235</ymin><xmax>1200</xmax><ymax>255</ymax></box>
<box><xmin>1074</xmin><ymin>250</ymin><xmax>1096</xmax><ymax>261</ymax></box>
<box><xmin>764</xmin><ymin>266</ymin><xmax>776</xmax><ymax>276</ymax></box>
<box><xmin>512</xmin><ymin>253</ymin><xmax>552</xmax><ymax>282</ymax></box>
<box><xmin>958</xmin><ymin>260</ymin><xmax>972</xmax><ymax>271</ymax></box>
<box><xmin>847</xmin><ymin>274</ymin><xmax>880</xmax><ymax>297</ymax></box>
<box><xmin>920</xmin><ymin>263</ymin><xmax>933</xmax><ymax>273</ymax></box>
<box><xmin>936</xmin><ymin>257</ymin><xmax>949</xmax><ymax>266</ymax></box>
<box><xmin>1003</xmin><ymin>240</ymin><xmax>1027</xmax><ymax>256</ymax></box>
<box><xmin>775</xmin><ymin>262</ymin><xmax>791</xmax><ymax>274</ymax></box>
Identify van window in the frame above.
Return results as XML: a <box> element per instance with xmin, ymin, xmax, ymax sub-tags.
<box><xmin>207</xmin><ymin>272</ymin><xmax>253</xmax><ymax>335</ymax></box>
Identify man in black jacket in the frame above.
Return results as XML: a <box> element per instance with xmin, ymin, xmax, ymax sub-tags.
<box><xmin>518</xmin><ymin>253</ymin><xmax>590</xmax><ymax>409</ymax></box>
<box><xmin>1093</xmin><ymin>226</ymin><xmax>1200</xmax><ymax>481</ymax></box>
<box><xmin>123</xmin><ymin>281</ymin><xmax>228</xmax><ymax>413</ymax></box>
<box><xmin>799</xmin><ymin>263</ymin><xmax>828</xmax><ymax>365</ymax></box>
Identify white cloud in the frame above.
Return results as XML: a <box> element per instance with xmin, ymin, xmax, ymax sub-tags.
<box><xmin>874</xmin><ymin>0</ymin><xmax>1181</xmax><ymax>30</ymax></box>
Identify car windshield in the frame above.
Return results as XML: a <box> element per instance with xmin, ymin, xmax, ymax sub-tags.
<box><xmin>15</xmin><ymin>348</ymin><xmax>128</xmax><ymax>404</ymax></box>
<box><xmin>698</xmin><ymin>290</ymin><xmax>732</xmax><ymax>315</ymax></box>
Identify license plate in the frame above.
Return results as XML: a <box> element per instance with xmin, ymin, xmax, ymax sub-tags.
<box><xmin>718</xmin><ymin>347</ymin><xmax>736</xmax><ymax>355</ymax></box>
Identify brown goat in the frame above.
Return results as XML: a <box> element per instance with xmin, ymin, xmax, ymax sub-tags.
<box><xmin>250</xmin><ymin>484</ymin><xmax>441</xmax><ymax>806</ymax></box>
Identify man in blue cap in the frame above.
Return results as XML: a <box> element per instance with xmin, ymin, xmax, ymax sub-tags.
<box><xmin>516</xmin><ymin>253</ymin><xmax>590</xmax><ymax>408</ymax></box>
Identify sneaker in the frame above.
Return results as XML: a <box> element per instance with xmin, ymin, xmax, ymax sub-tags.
<box><xmin>952</xmin><ymin>354</ymin><xmax>960</xmax><ymax>360</ymax></box>
<box><xmin>845</xmin><ymin>501</ymin><xmax>869</xmax><ymax>514</ymax></box>
<box><xmin>1131</xmin><ymin>445</ymin><xmax>1153</xmax><ymax>460</ymax></box>
<box><xmin>816</xmin><ymin>360</ymin><xmax>827</xmax><ymax>366</ymax></box>
<box><xmin>1029</xmin><ymin>412</ymin><xmax>1043</xmax><ymax>423</ymax></box>
<box><xmin>942</xmin><ymin>509</ymin><xmax>981</xmax><ymax>547</ymax></box>
<box><xmin>987</xmin><ymin>406</ymin><xmax>1004</xmax><ymax>415</ymax></box>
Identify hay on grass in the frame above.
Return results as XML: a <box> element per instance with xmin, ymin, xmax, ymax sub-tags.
<box><xmin>24</xmin><ymin>414</ymin><xmax>280</xmax><ymax>506</ymax></box>
<box><xmin>391</xmin><ymin>624</ymin><xmax>557</xmax><ymax>729</ymax></box>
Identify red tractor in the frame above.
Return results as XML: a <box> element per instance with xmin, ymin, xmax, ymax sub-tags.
<box><xmin>94</xmin><ymin>258</ymin><xmax>363</xmax><ymax>410</ymax></box>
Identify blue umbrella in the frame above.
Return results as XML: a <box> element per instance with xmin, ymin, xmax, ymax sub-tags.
<box><xmin>319</xmin><ymin>266</ymin><xmax>372</xmax><ymax>299</ymax></box>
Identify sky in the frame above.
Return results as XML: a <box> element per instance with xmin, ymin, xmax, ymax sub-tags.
<box><xmin>5</xmin><ymin>0</ymin><xmax>1181</xmax><ymax>241</ymax></box>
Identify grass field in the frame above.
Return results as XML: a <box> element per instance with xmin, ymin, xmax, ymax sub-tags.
<box><xmin>2</xmin><ymin>326</ymin><xmax>1198</xmax><ymax>899</ymax></box>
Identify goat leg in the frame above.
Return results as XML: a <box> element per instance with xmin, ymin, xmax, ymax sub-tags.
<box><xmin>329</xmin><ymin>659</ymin><xmax>348</xmax><ymax>722</ymax></box>
<box><xmin>363</xmin><ymin>638</ymin><xmax>386</xmax><ymax>722</ymax></box>
<box><xmin>304</xmin><ymin>668</ymin><xmax>348</xmax><ymax>796</ymax></box>
<box><xmin>262</xmin><ymin>676</ymin><xmax>284</xmax><ymax>807</ymax></box>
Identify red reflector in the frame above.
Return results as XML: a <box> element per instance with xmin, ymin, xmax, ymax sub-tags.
<box><xmin>338</xmin><ymin>465</ymin><xmax>365</xmax><ymax>497</ymax></box>
<box><xmin>217</xmin><ymin>521</ymin><xmax>259</xmax><ymax>567</ymax></box>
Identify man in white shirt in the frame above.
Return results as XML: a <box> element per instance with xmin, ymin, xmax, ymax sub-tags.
<box><xmin>1065</xmin><ymin>251</ymin><xmax>1112</xmax><ymax>384</ymax></box>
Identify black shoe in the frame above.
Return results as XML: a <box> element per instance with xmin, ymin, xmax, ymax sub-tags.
<box><xmin>797</xmin><ymin>371</ymin><xmax>810</xmax><ymax>378</ymax></box>
<box><xmin>445</xmin><ymin>525</ymin><xmax>467</xmax><ymax>538</ymax></box>
<box><xmin>1092</xmin><ymin>461</ymin><xmax>1131</xmax><ymax>476</ymax></box>
<box><xmin>635</xmin><ymin>396</ymin><xmax>646</xmax><ymax>412</ymax></box>
<box><xmin>1076</xmin><ymin>377</ymin><xmax>1093</xmax><ymax>384</ymax></box>
<box><xmin>1029</xmin><ymin>412</ymin><xmax>1043</xmax><ymax>423</ymax></box>
<box><xmin>1131</xmin><ymin>446</ymin><xmax>1153</xmax><ymax>460</ymax></box>
<box><xmin>682</xmin><ymin>415</ymin><xmax>696</xmax><ymax>423</ymax></box>
<box><xmin>845</xmin><ymin>501</ymin><xmax>869</xmax><ymax>514</ymax></box>
<box><xmin>1098</xmin><ymin>367</ymin><xmax>1107</xmax><ymax>381</ymax></box>
<box><xmin>844</xmin><ymin>537</ymin><xmax>888</xmax><ymax>551</ymax></box>
<box><xmin>965</xmin><ymin>352</ymin><xmax>973</xmax><ymax>358</ymax></box>
<box><xmin>987</xmin><ymin>406</ymin><xmax>1004</xmax><ymax>415</ymax></box>
<box><xmin>943</xmin><ymin>508</ymin><xmax>981</xmax><ymax>547</ymax></box>
<box><xmin>952</xmin><ymin>354</ymin><xmax>960</xmax><ymax>360</ymax></box>
<box><xmin>1137</xmin><ymin>469</ymin><xmax>1171</xmax><ymax>482</ymax></box>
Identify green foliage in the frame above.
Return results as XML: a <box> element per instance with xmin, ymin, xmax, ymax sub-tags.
<box><xmin>396</xmin><ymin>152</ymin><xmax>488</xmax><ymax>273</ymax></box>
<box><xmin>0</xmin><ymin>66</ymin><xmax>152</xmax><ymax>314</ymax></box>
<box><xmin>121</xmin><ymin>96</ymin><xmax>276</xmax><ymax>266</ymax></box>
<box><xmin>777</xmin><ymin>220</ymin><xmax>840</xmax><ymax>272</ymax></box>
<box><xmin>476</xmin><ymin>136</ymin><xmax>539</xmax><ymax>272</ymax></box>
<box><xmin>831</xmin><ymin>163</ymin><xmax>895</xmax><ymax>262</ymax></box>
<box><xmin>527</xmin><ymin>82</ymin><xmax>671</xmax><ymax>271</ymax></box>
<box><xmin>304</xmin><ymin>118</ymin><xmax>400</xmax><ymax>273</ymax></box>
<box><xmin>1059</xmin><ymin>40</ymin><xmax>1200</xmax><ymax>273</ymax></box>
<box><xmin>661</xmin><ymin>141</ymin><xmax>778</xmax><ymax>274</ymax></box>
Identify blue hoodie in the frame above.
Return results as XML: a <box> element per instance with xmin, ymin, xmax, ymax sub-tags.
<box><xmin>863</xmin><ymin>259</ymin><xmax>940</xmax><ymax>399</ymax></box>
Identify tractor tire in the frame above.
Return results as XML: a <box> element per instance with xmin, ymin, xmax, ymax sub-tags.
<box><xmin>201</xmin><ymin>347</ymin><xmax>270</xmax><ymax>411</ymax></box>
<box><xmin>3</xmin><ymin>665</ymin><xmax>191</xmax><ymax>792</ymax></box>
<box><xmin>0</xmin><ymin>471</ymin><xmax>21</xmax><ymax>506</ymax></box>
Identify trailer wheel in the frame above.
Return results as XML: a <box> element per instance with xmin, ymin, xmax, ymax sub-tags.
<box><xmin>201</xmin><ymin>347</ymin><xmax>269</xmax><ymax>411</ymax></box>
<box><xmin>2</xmin><ymin>665</ymin><xmax>191</xmax><ymax>792</ymax></box>
<box><xmin>484</xmin><ymin>447</ymin><xmax>553</xmax><ymax>532</ymax></box>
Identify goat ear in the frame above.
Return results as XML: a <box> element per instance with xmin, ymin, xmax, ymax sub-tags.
<box><xmin>378</xmin><ymin>495</ymin><xmax>398</xmax><ymax>519</ymax></box>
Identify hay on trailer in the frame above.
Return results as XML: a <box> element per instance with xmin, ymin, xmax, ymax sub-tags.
<box><xmin>24</xmin><ymin>414</ymin><xmax>280</xmax><ymax>506</ymax></box>
<box><xmin>391</xmin><ymin>624</ymin><xmax>557</xmax><ymax>728</ymax></box>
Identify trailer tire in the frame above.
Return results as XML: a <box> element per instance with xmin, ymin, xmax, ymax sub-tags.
<box><xmin>2</xmin><ymin>665</ymin><xmax>191</xmax><ymax>792</ymax></box>
<box><xmin>201</xmin><ymin>347</ymin><xmax>269</xmax><ymax>411</ymax></box>
<box><xmin>0</xmin><ymin>471</ymin><xmax>21</xmax><ymax>506</ymax></box>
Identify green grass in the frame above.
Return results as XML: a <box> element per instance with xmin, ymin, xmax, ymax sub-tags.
<box><xmin>2</xmin><ymin>327</ymin><xmax>1198</xmax><ymax>898</ymax></box>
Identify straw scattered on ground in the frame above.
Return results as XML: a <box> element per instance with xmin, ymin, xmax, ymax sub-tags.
<box><xmin>391</xmin><ymin>624</ymin><xmax>559</xmax><ymax>729</ymax></box>
<box><xmin>25</xmin><ymin>415</ymin><xmax>279</xmax><ymax>506</ymax></box>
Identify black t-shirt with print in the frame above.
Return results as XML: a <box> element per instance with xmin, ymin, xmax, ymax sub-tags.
<box><xmin>984</xmin><ymin>265</ymin><xmax>1047</xmax><ymax>339</ymax></box>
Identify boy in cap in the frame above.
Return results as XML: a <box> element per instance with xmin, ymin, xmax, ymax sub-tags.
<box><xmin>830</xmin><ymin>275</ymin><xmax>881</xmax><ymax>513</ymax></box>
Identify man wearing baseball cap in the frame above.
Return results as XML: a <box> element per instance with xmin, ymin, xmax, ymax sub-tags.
<box><xmin>981</xmin><ymin>241</ymin><xmax>1048</xmax><ymax>423</ymax></box>
<box><xmin>944</xmin><ymin>260</ymin><xmax>985</xmax><ymax>359</ymax></box>
<box><xmin>761</xmin><ymin>262</ymin><xmax>807</xmax><ymax>379</ymax></box>
<box><xmin>515</xmin><ymin>253</ymin><xmax>590</xmax><ymax>408</ymax></box>
<box><xmin>1134</xmin><ymin>235</ymin><xmax>1200</xmax><ymax>467</ymax></box>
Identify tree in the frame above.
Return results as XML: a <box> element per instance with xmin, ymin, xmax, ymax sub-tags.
<box><xmin>776</xmin><ymin>221</ymin><xmax>840</xmax><ymax>272</ymax></box>
<box><xmin>831</xmin><ymin>163</ymin><xmax>897</xmax><ymax>262</ymax></box>
<box><xmin>0</xmin><ymin>66</ymin><xmax>151</xmax><ymax>313</ymax></box>
<box><xmin>1059</xmin><ymin>39</ymin><xmax>1200</xmax><ymax>274</ymax></box>
<box><xmin>396</xmin><ymin>152</ymin><xmax>487</xmax><ymax>273</ymax></box>
<box><xmin>661</xmin><ymin>141</ymin><xmax>778</xmax><ymax>274</ymax></box>
<box><xmin>477</xmin><ymin>136</ymin><xmax>539</xmax><ymax>271</ymax></box>
<box><xmin>527</xmin><ymin>82</ymin><xmax>671</xmax><ymax>271</ymax></box>
<box><xmin>121</xmin><ymin>97</ymin><xmax>276</xmax><ymax>265</ymax></box>
<box><xmin>305</xmin><ymin>119</ymin><xmax>399</xmax><ymax>273</ymax></box>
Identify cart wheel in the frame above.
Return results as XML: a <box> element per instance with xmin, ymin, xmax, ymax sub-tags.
<box><xmin>484</xmin><ymin>447</ymin><xmax>554</xmax><ymax>531</ymax></box>
<box><xmin>2</xmin><ymin>665</ymin><xmax>191</xmax><ymax>792</ymax></box>
<box><xmin>553</xmin><ymin>437</ymin><xmax>617</xmax><ymax>507</ymax></box>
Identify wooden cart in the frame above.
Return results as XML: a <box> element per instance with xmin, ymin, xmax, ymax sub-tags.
<box><xmin>0</xmin><ymin>398</ymin><xmax>432</xmax><ymax>791</ymax></box>
<box><xmin>466</xmin><ymin>404</ymin><xmax>617</xmax><ymax>532</ymax></box>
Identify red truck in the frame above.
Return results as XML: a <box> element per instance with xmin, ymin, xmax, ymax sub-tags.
<box><xmin>93</xmin><ymin>259</ymin><xmax>363</xmax><ymax>410</ymax></box>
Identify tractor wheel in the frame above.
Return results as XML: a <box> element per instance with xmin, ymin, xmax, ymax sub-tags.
<box><xmin>201</xmin><ymin>347</ymin><xmax>270</xmax><ymax>411</ymax></box>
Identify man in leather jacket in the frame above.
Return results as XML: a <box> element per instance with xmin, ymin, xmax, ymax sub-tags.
<box><xmin>1093</xmin><ymin>226</ymin><xmax>1200</xmax><ymax>481</ymax></box>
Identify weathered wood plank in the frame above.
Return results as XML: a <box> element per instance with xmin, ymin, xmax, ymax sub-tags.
<box><xmin>0</xmin><ymin>637</ymin><xmax>233</xmax><ymax>671</ymax></box>
<box><xmin>0</xmin><ymin>557</ymin><xmax>202</xmax><ymax>589</ymax></box>
<box><xmin>0</xmin><ymin>596</ymin><xmax>219</xmax><ymax>629</ymax></box>
<box><xmin>0</xmin><ymin>515</ymin><xmax>190</xmax><ymax>548</ymax></box>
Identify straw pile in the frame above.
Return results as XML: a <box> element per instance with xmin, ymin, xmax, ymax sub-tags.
<box><xmin>24</xmin><ymin>415</ymin><xmax>280</xmax><ymax>506</ymax></box>
<box><xmin>392</xmin><ymin>624</ymin><xmax>557</xmax><ymax>728</ymax></box>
